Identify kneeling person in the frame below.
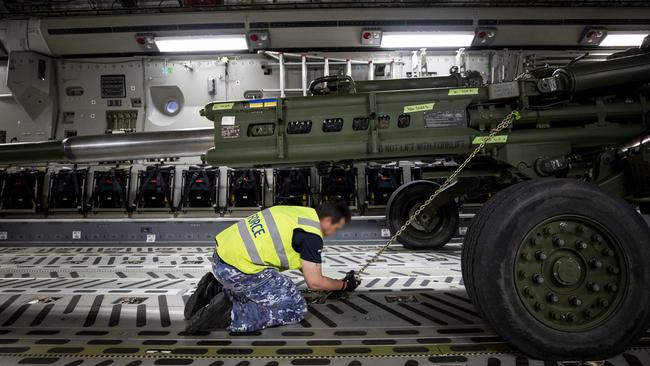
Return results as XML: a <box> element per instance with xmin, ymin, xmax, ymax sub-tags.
<box><xmin>185</xmin><ymin>200</ymin><xmax>359</xmax><ymax>333</ymax></box>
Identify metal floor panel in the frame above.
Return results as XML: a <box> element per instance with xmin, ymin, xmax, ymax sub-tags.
<box><xmin>0</xmin><ymin>244</ymin><xmax>647</xmax><ymax>366</ymax></box>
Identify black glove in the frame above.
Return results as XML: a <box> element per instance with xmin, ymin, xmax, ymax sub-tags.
<box><xmin>341</xmin><ymin>270</ymin><xmax>360</xmax><ymax>292</ymax></box>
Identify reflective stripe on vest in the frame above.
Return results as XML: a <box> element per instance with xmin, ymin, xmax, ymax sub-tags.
<box><xmin>236</xmin><ymin>220</ymin><xmax>263</xmax><ymax>265</ymax></box>
<box><xmin>215</xmin><ymin>206</ymin><xmax>323</xmax><ymax>274</ymax></box>
<box><xmin>297</xmin><ymin>217</ymin><xmax>321</xmax><ymax>231</ymax></box>
<box><xmin>261</xmin><ymin>209</ymin><xmax>289</xmax><ymax>270</ymax></box>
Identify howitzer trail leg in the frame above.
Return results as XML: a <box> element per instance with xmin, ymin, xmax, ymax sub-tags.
<box><xmin>212</xmin><ymin>253</ymin><xmax>307</xmax><ymax>332</ymax></box>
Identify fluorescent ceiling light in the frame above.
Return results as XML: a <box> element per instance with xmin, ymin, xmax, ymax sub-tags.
<box><xmin>599</xmin><ymin>33</ymin><xmax>648</xmax><ymax>47</ymax></box>
<box><xmin>155</xmin><ymin>35</ymin><xmax>248</xmax><ymax>52</ymax></box>
<box><xmin>381</xmin><ymin>32</ymin><xmax>474</xmax><ymax>48</ymax></box>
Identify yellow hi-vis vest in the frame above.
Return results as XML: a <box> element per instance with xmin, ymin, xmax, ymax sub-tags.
<box><xmin>216</xmin><ymin>206</ymin><xmax>323</xmax><ymax>274</ymax></box>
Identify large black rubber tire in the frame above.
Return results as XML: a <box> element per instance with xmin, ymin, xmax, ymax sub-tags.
<box><xmin>461</xmin><ymin>180</ymin><xmax>540</xmax><ymax>312</ymax></box>
<box><xmin>387</xmin><ymin>181</ymin><xmax>459</xmax><ymax>249</ymax></box>
<box><xmin>463</xmin><ymin>179</ymin><xmax>650</xmax><ymax>360</ymax></box>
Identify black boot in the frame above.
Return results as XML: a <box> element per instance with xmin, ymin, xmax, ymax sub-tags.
<box><xmin>184</xmin><ymin>272</ymin><xmax>223</xmax><ymax>320</ymax></box>
<box><xmin>185</xmin><ymin>292</ymin><xmax>233</xmax><ymax>334</ymax></box>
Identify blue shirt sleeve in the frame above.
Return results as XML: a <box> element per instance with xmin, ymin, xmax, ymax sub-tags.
<box><xmin>291</xmin><ymin>229</ymin><xmax>323</xmax><ymax>264</ymax></box>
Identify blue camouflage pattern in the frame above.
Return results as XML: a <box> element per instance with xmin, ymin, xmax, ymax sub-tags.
<box><xmin>211</xmin><ymin>251</ymin><xmax>307</xmax><ymax>332</ymax></box>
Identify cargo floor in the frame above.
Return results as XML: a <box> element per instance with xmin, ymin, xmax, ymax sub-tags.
<box><xmin>0</xmin><ymin>244</ymin><xmax>647</xmax><ymax>366</ymax></box>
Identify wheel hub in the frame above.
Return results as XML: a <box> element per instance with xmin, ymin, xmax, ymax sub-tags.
<box><xmin>408</xmin><ymin>204</ymin><xmax>440</xmax><ymax>232</ymax></box>
<box><xmin>514</xmin><ymin>216</ymin><xmax>628</xmax><ymax>332</ymax></box>
<box><xmin>552</xmin><ymin>256</ymin><xmax>582</xmax><ymax>286</ymax></box>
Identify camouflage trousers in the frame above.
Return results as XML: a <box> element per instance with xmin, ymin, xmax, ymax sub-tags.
<box><xmin>211</xmin><ymin>252</ymin><xmax>307</xmax><ymax>332</ymax></box>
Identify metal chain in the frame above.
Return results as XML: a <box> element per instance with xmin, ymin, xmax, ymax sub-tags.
<box><xmin>357</xmin><ymin>110</ymin><xmax>521</xmax><ymax>276</ymax></box>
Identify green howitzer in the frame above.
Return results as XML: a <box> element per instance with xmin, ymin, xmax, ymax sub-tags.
<box><xmin>201</xmin><ymin>52</ymin><xmax>650</xmax><ymax>361</ymax></box>
<box><xmin>201</xmin><ymin>54</ymin><xmax>649</xmax><ymax>176</ymax></box>
<box><xmin>200</xmin><ymin>52</ymin><xmax>650</xmax><ymax>240</ymax></box>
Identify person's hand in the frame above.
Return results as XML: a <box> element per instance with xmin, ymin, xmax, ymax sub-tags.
<box><xmin>341</xmin><ymin>270</ymin><xmax>360</xmax><ymax>292</ymax></box>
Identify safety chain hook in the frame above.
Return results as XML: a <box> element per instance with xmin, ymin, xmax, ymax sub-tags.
<box><xmin>356</xmin><ymin>110</ymin><xmax>522</xmax><ymax>277</ymax></box>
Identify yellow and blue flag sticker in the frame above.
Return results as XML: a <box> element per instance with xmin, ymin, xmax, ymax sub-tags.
<box><xmin>249</xmin><ymin>98</ymin><xmax>278</xmax><ymax>109</ymax></box>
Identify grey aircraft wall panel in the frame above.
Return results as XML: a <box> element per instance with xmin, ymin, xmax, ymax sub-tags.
<box><xmin>143</xmin><ymin>56</ymin><xmax>275</xmax><ymax>131</ymax></box>
<box><xmin>0</xmin><ymin>62</ymin><xmax>56</xmax><ymax>144</ymax></box>
<box><xmin>0</xmin><ymin>216</ymin><xmax>471</xmax><ymax>247</ymax></box>
<box><xmin>56</xmin><ymin>60</ymin><xmax>146</xmax><ymax>139</ymax></box>
<box><xmin>0</xmin><ymin>218</ymin><xmax>386</xmax><ymax>246</ymax></box>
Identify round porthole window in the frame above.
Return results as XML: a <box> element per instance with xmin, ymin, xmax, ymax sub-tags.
<box><xmin>164</xmin><ymin>99</ymin><xmax>181</xmax><ymax>115</ymax></box>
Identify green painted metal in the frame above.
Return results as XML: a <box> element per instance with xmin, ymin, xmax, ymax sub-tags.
<box><xmin>200</xmin><ymin>52</ymin><xmax>650</xmax><ymax>187</ymax></box>
<box><xmin>514</xmin><ymin>215</ymin><xmax>628</xmax><ymax>331</ymax></box>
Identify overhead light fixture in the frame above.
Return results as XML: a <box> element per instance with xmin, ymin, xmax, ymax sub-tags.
<box><xmin>380</xmin><ymin>32</ymin><xmax>474</xmax><ymax>49</ymax></box>
<box><xmin>599</xmin><ymin>32</ymin><xmax>648</xmax><ymax>47</ymax></box>
<box><xmin>155</xmin><ymin>35</ymin><xmax>248</xmax><ymax>52</ymax></box>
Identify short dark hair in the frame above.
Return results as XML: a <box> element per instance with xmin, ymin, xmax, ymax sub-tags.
<box><xmin>317</xmin><ymin>199</ymin><xmax>351</xmax><ymax>224</ymax></box>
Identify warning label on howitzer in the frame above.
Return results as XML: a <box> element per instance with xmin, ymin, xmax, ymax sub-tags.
<box><xmin>473</xmin><ymin>135</ymin><xmax>508</xmax><ymax>144</ymax></box>
<box><xmin>448</xmin><ymin>88</ymin><xmax>479</xmax><ymax>96</ymax></box>
<box><xmin>221</xmin><ymin>125</ymin><xmax>240</xmax><ymax>139</ymax></box>
<box><xmin>212</xmin><ymin>102</ymin><xmax>234</xmax><ymax>110</ymax></box>
<box><xmin>423</xmin><ymin>110</ymin><xmax>466</xmax><ymax>128</ymax></box>
<box><xmin>403</xmin><ymin>102</ymin><xmax>435</xmax><ymax>113</ymax></box>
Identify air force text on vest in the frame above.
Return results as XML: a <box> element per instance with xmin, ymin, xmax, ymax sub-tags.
<box><xmin>247</xmin><ymin>213</ymin><xmax>266</xmax><ymax>238</ymax></box>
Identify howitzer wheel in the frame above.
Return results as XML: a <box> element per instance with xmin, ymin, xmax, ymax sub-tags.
<box><xmin>386</xmin><ymin>180</ymin><xmax>459</xmax><ymax>249</ymax></box>
<box><xmin>462</xmin><ymin>179</ymin><xmax>650</xmax><ymax>360</ymax></box>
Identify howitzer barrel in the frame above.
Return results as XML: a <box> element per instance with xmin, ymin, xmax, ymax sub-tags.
<box><xmin>0</xmin><ymin>128</ymin><xmax>214</xmax><ymax>165</ymax></box>
<box><xmin>540</xmin><ymin>52</ymin><xmax>650</xmax><ymax>94</ymax></box>
<box><xmin>468</xmin><ymin>102</ymin><xmax>645</xmax><ymax>128</ymax></box>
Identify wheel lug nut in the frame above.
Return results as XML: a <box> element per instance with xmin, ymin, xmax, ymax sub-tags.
<box><xmin>534</xmin><ymin>302</ymin><xmax>544</xmax><ymax>311</ymax></box>
<box><xmin>583</xmin><ymin>309</ymin><xmax>594</xmax><ymax>318</ymax></box>
<box><xmin>529</xmin><ymin>237</ymin><xmax>539</xmax><ymax>246</ymax></box>
<box><xmin>569</xmin><ymin>296</ymin><xmax>582</xmax><ymax>307</ymax></box>
<box><xmin>533</xmin><ymin>274</ymin><xmax>545</xmax><ymax>284</ymax></box>
<box><xmin>549</xmin><ymin>311</ymin><xmax>561</xmax><ymax>321</ymax></box>
<box><xmin>523</xmin><ymin>287</ymin><xmax>532</xmax><ymax>296</ymax></box>
<box><xmin>566</xmin><ymin>313</ymin><xmax>577</xmax><ymax>322</ymax></box>
<box><xmin>598</xmin><ymin>298</ymin><xmax>610</xmax><ymax>307</ymax></box>
<box><xmin>588</xmin><ymin>282</ymin><xmax>600</xmax><ymax>292</ymax></box>
<box><xmin>547</xmin><ymin>292</ymin><xmax>559</xmax><ymax>303</ymax></box>
<box><xmin>543</xmin><ymin>226</ymin><xmax>552</xmax><ymax>235</ymax></box>
<box><xmin>553</xmin><ymin>237</ymin><xmax>565</xmax><ymax>247</ymax></box>
<box><xmin>602</xmin><ymin>249</ymin><xmax>614</xmax><ymax>257</ymax></box>
<box><xmin>559</xmin><ymin>222</ymin><xmax>568</xmax><ymax>231</ymax></box>
<box><xmin>518</xmin><ymin>270</ymin><xmax>527</xmax><ymax>279</ymax></box>
<box><xmin>521</xmin><ymin>253</ymin><xmax>532</xmax><ymax>261</ymax></box>
<box><xmin>535</xmin><ymin>251</ymin><xmax>547</xmax><ymax>261</ymax></box>
<box><xmin>606</xmin><ymin>284</ymin><xmax>618</xmax><ymax>292</ymax></box>
<box><xmin>575</xmin><ymin>240</ymin><xmax>588</xmax><ymax>250</ymax></box>
<box><xmin>607</xmin><ymin>266</ymin><xmax>620</xmax><ymax>275</ymax></box>
<box><xmin>576</xmin><ymin>225</ymin><xmax>585</xmax><ymax>234</ymax></box>
<box><xmin>592</xmin><ymin>234</ymin><xmax>603</xmax><ymax>243</ymax></box>
<box><xmin>590</xmin><ymin>259</ymin><xmax>603</xmax><ymax>269</ymax></box>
